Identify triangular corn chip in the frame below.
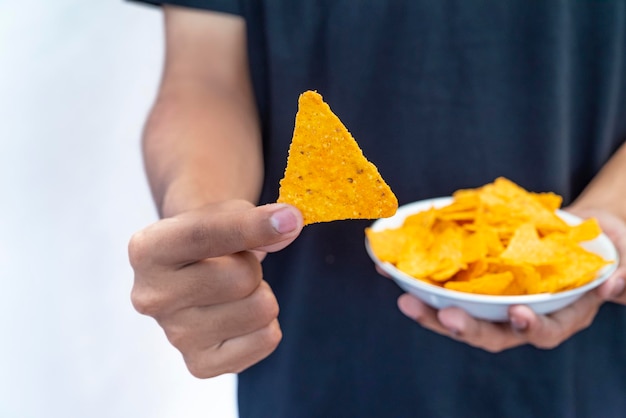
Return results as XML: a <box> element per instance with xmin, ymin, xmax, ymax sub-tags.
<box><xmin>366</xmin><ymin>177</ymin><xmax>613</xmax><ymax>296</ymax></box>
<box><xmin>278</xmin><ymin>91</ymin><xmax>397</xmax><ymax>225</ymax></box>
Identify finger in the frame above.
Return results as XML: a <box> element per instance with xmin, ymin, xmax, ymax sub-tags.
<box><xmin>183</xmin><ymin>318</ymin><xmax>283</xmax><ymax>378</ymax></box>
<box><xmin>375</xmin><ymin>264</ymin><xmax>392</xmax><ymax>278</ymax></box>
<box><xmin>160</xmin><ymin>280</ymin><xmax>279</xmax><ymax>351</ymax></box>
<box><xmin>131</xmin><ymin>251</ymin><xmax>262</xmax><ymax>316</ymax></box>
<box><xmin>397</xmin><ymin>294</ymin><xmax>456</xmax><ymax>337</ymax></box>
<box><xmin>436</xmin><ymin>307</ymin><xmax>524</xmax><ymax>352</ymax></box>
<box><xmin>597</xmin><ymin>274</ymin><xmax>626</xmax><ymax>303</ymax></box>
<box><xmin>597</xmin><ymin>231</ymin><xmax>626</xmax><ymax>303</ymax></box>
<box><xmin>130</xmin><ymin>202</ymin><xmax>303</xmax><ymax>267</ymax></box>
<box><xmin>510</xmin><ymin>290</ymin><xmax>603</xmax><ymax>349</ymax></box>
<box><xmin>398</xmin><ymin>294</ymin><xmax>525</xmax><ymax>352</ymax></box>
<box><xmin>602</xmin><ymin>224</ymin><xmax>626</xmax><ymax>303</ymax></box>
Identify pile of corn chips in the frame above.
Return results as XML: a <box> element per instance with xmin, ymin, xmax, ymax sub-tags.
<box><xmin>366</xmin><ymin>177</ymin><xmax>611</xmax><ymax>295</ymax></box>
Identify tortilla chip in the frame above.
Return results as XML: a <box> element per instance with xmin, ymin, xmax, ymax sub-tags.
<box><xmin>532</xmin><ymin>192</ymin><xmax>563</xmax><ymax>212</ymax></box>
<box><xmin>566</xmin><ymin>218</ymin><xmax>602</xmax><ymax>242</ymax></box>
<box><xmin>444</xmin><ymin>272</ymin><xmax>515</xmax><ymax>295</ymax></box>
<box><xmin>366</xmin><ymin>177</ymin><xmax>612</xmax><ymax>296</ymax></box>
<box><xmin>500</xmin><ymin>223</ymin><xmax>567</xmax><ymax>266</ymax></box>
<box><xmin>278</xmin><ymin>91</ymin><xmax>398</xmax><ymax>225</ymax></box>
<box><xmin>365</xmin><ymin>227</ymin><xmax>407</xmax><ymax>264</ymax></box>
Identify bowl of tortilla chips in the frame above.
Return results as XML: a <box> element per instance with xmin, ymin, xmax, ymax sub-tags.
<box><xmin>365</xmin><ymin>178</ymin><xmax>619</xmax><ymax>321</ymax></box>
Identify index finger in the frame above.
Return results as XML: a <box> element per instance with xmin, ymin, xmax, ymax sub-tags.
<box><xmin>130</xmin><ymin>202</ymin><xmax>303</xmax><ymax>267</ymax></box>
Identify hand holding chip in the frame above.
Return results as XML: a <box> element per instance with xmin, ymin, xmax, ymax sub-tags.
<box><xmin>397</xmin><ymin>207</ymin><xmax>625</xmax><ymax>352</ymax></box>
<box><xmin>129</xmin><ymin>200</ymin><xmax>303</xmax><ymax>377</ymax></box>
<box><xmin>129</xmin><ymin>90</ymin><xmax>396</xmax><ymax>377</ymax></box>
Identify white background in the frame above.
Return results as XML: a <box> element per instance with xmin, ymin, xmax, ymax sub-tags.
<box><xmin>0</xmin><ymin>0</ymin><xmax>238</xmax><ymax>416</ymax></box>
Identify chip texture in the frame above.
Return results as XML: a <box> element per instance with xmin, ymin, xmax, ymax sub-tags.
<box><xmin>278</xmin><ymin>91</ymin><xmax>398</xmax><ymax>225</ymax></box>
<box><xmin>366</xmin><ymin>178</ymin><xmax>611</xmax><ymax>296</ymax></box>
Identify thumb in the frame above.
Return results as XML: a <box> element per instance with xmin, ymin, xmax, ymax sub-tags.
<box><xmin>133</xmin><ymin>202</ymin><xmax>304</xmax><ymax>267</ymax></box>
<box><xmin>254</xmin><ymin>203</ymin><xmax>304</xmax><ymax>253</ymax></box>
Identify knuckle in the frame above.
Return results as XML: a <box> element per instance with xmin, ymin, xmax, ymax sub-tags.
<box><xmin>189</xmin><ymin>221</ymin><xmax>214</xmax><ymax>248</ymax></box>
<box><xmin>183</xmin><ymin>321</ymin><xmax>283</xmax><ymax>379</ymax></box>
<box><xmin>481</xmin><ymin>344</ymin><xmax>503</xmax><ymax>354</ymax></box>
<box><xmin>163</xmin><ymin>323</ymin><xmax>191</xmax><ymax>352</ymax></box>
<box><xmin>184</xmin><ymin>356</ymin><xmax>219</xmax><ymax>379</ymax></box>
<box><xmin>533</xmin><ymin>335</ymin><xmax>561</xmax><ymax>350</ymax></box>
<box><xmin>231</xmin><ymin>206</ymin><xmax>266</xmax><ymax>248</ymax></box>
<box><xmin>229</xmin><ymin>208</ymin><xmax>272</xmax><ymax>251</ymax></box>
<box><xmin>259</xmin><ymin>320</ymin><xmax>283</xmax><ymax>352</ymax></box>
<box><xmin>183</xmin><ymin>349</ymin><xmax>237</xmax><ymax>379</ymax></box>
<box><xmin>250</xmin><ymin>283</ymin><xmax>280</xmax><ymax>322</ymax></box>
<box><xmin>231</xmin><ymin>218</ymin><xmax>250</xmax><ymax>249</ymax></box>
<box><xmin>580</xmin><ymin>315</ymin><xmax>595</xmax><ymax>330</ymax></box>
<box><xmin>227</xmin><ymin>253</ymin><xmax>263</xmax><ymax>299</ymax></box>
<box><xmin>536</xmin><ymin>341</ymin><xmax>558</xmax><ymax>350</ymax></box>
<box><xmin>162</xmin><ymin>324</ymin><xmax>183</xmax><ymax>352</ymax></box>
<box><xmin>187</xmin><ymin>207</ymin><xmax>255</xmax><ymax>254</ymax></box>
<box><xmin>187</xmin><ymin>217</ymin><xmax>236</xmax><ymax>257</ymax></box>
<box><xmin>477</xmin><ymin>340</ymin><xmax>508</xmax><ymax>353</ymax></box>
<box><xmin>252</xmin><ymin>320</ymin><xmax>283</xmax><ymax>355</ymax></box>
<box><xmin>128</xmin><ymin>230</ymin><xmax>152</xmax><ymax>269</ymax></box>
<box><xmin>130</xmin><ymin>285</ymin><xmax>167</xmax><ymax>317</ymax></box>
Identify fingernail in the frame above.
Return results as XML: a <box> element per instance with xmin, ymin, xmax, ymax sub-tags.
<box><xmin>270</xmin><ymin>206</ymin><xmax>298</xmax><ymax>234</ymax></box>
<box><xmin>612</xmin><ymin>278</ymin><xmax>625</xmax><ymax>298</ymax></box>
<box><xmin>510</xmin><ymin>317</ymin><xmax>528</xmax><ymax>332</ymax></box>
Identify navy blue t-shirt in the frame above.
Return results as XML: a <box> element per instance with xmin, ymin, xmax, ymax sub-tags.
<box><xmin>133</xmin><ymin>1</ymin><xmax>626</xmax><ymax>417</ymax></box>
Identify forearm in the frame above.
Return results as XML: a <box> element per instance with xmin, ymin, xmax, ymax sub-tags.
<box><xmin>570</xmin><ymin>141</ymin><xmax>626</xmax><ymax>222</ymax></box>
<box><xmin>143</xmin><ymin>80</ymin><xmax>263</xmax><ymax>218</ymax></box>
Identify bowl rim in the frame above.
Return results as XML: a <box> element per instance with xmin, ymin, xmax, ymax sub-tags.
<box><xmin>366</xmin><ymin>197</ymin><xmax>620</xmax><ymax>304</ymax></box>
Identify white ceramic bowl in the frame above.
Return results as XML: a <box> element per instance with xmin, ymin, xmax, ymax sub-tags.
<box><xmin>366</xmin><ymin>197</ymin><xmax>619</xmax><ymax>321</ymax></box>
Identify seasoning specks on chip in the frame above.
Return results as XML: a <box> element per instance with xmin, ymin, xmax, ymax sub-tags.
<box><xmin>278</xmin><ymin>90</ymin><xmax>398</xmax><ymax>225</ymax></box>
